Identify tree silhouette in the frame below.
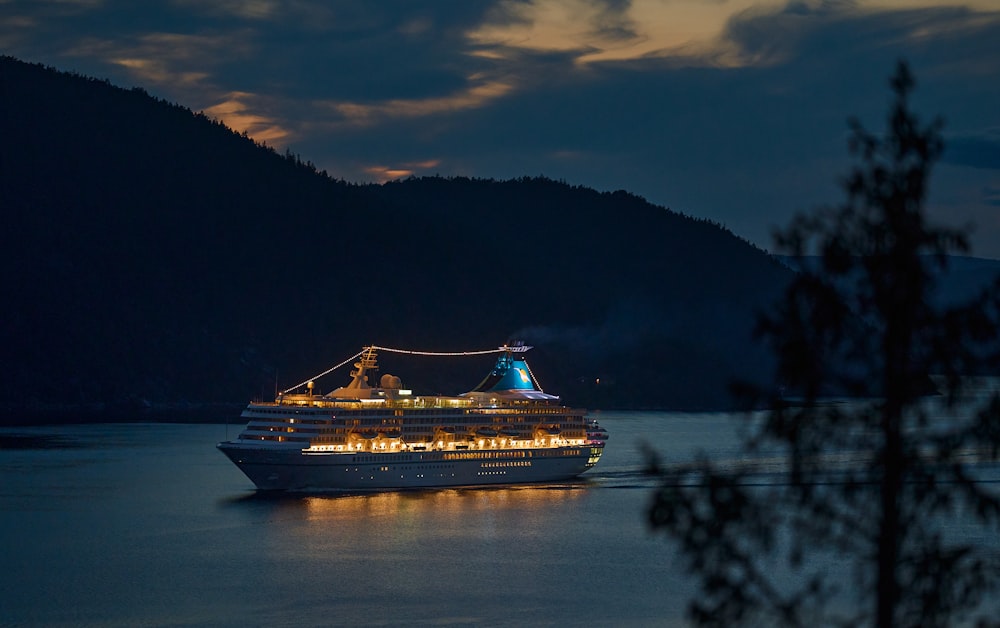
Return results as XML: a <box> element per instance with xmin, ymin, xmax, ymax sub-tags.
<box><xmin>647</xmin><ymin>61</ymin><xmax>1000</xmax><ymax>627</ymax></box>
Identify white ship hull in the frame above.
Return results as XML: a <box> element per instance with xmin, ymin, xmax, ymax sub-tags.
<box><xmin>218</xmin><ymin>442</ymin><xmax>601</xmax><ymax>491</ymax></box>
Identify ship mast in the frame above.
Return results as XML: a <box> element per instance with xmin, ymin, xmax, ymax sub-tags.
<box><xmin>344</xmin><ymin>346</ymin><xmax>378</xmax><ymax>391</ymax></box>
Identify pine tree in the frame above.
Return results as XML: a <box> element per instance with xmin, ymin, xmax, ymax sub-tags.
<box><xmin>647</xmin><ymin>62</ymin><xmax>1000</xmax><ymax>627</ymax></box>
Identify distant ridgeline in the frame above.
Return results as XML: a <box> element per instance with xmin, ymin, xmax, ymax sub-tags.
<box><xmin>1</xmin><ymin>55</ymin><xmax>805</xmax><ymax>422</ymax></box>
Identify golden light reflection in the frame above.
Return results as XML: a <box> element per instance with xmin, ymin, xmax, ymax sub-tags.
<box><xmin>239</xmin><ymin>487</ymin><xmax>588</xmax><ymax>556</ymax></box>
<box><xmin>301</xmin><ymin>484</ymin><xmax>586</xmax><ymax>526</ymax></box>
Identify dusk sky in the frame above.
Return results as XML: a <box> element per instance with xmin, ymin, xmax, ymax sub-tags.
<box><xmin>3</xmin><ymin>1</ymin><xmax>999</xmax><ymax>256</ymax></box>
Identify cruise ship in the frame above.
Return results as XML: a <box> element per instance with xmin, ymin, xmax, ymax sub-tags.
<box><xmin>217</xmin><ymin>344</ymin><xmax>608</xmax><ymax>491</ymax></box>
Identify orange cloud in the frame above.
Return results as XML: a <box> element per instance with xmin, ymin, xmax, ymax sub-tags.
<box><xmin>202</xmin><ymin>92</ymin><xmax>290</xmax><ymax>143</ymax></box>
<box><xmin>68</xmin><ymin>31</ymin><xmax>251</xmax><ymax>91</ymax></box>
<box><xmin>329</xmin><ymin>80</ymin><xmax>514</xmax><ymax>128</ymax></box>
<box><xmin>467</xmin><ymin>0</ymin><xmax>750</xmax><ymax>65</ymax></box>
<box><xmin>363</xmin><ymin>160</ymin><xmax>442</xmax><ymax>182</ymax></box>
<box><xmin>109</xmin><ymin>57</ymin><xmax>209</xmax><ymax>87</ymax></box>
<box><xmin>65</xmin><ymin>32</ymin><xmax>290</xmax><ymax>144</ymax></box>
<box><xmin>467</xmin><ymin>0</ymin><xmax>1000</xmax><ymax>68</ymax></box>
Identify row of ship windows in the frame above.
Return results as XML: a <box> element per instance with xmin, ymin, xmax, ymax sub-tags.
<box><xmin>350</xmin><ymin>450</ymin><xmax>579</xmax><ymax>463</ymax></box>
<box><xmin>244</xmin><ymin>435</ymin><xmax>311</xmax><ymax>442</ymax></box>
<box><xmin>333</xmin><ymin>419</ymin><xmax>585</xmax><ymax>430</ymax></box>
<box><xmin>366</xmin><ymin>417</ymin><xmax>578</xmax><ymax>425</ymax></box>
<box><xmin>244</xmin><ymin>432</ymin><xmax>585</xmax><ymax>444</ymax></box>
<box><xmin>463</xmin><ymin>407</ymin><xmax>576</xmax><ymax>415</ymax></box>
<box><xmin>249</xmin><ymin>419</ymin><xmax>587</xmax><ymax>431</ymax></box>
<box><xmin>520</xmin><ymin>449</ymin><xmax>584</xmax><ymax>458</ymax></box>
<box><xmin>248</xmin><ymin>426</ymin><xmax>586</xmax><ymax>435</ymax></box>
<box><xmin>342</xmin><ymin>461</ymin><xmax>531</xmax><ymax>473</ymax></box>
<box><xmin>238</xmin><ymin>435</ymin><xmax>592</xmax><ymax>455</ymax></box>
<box><xmin>246</xmin><ymin>417</ymin><xmax>579</xmax><ymax>429</ymax></box>
<box><xmin>442</xmin><ymin>450</ymin><xmax>529</xmax><ymax>461</ymax></box>
<box><xmin>246</xmin><ymin>423</ymin><xmax>584</xmax><ymax>436</ymax></box>
<box><xmin>357</xmin><ymin>464</ymin><xmax>457</xmax><ymax>472</ymax></box>
<box><xmin>247</xmin><ymin>428</ymin><xmax>584</xmax><ymax>437</ymax></box>
<box><xmin>254</xmin><ymin>407</ymin><xmax>581</xmax><ymax>418</ymax></box>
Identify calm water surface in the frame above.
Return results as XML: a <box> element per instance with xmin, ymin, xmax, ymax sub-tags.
<box><xmin>1</xmin><ymin>410</ymin><xmax>997</xmax><ymax>627</ymax></box>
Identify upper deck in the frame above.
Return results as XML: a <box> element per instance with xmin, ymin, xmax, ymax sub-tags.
<box><xmin>254</xmin><ymin>392</ymin><xmax>564</xmax><ymax>411</ymax></box>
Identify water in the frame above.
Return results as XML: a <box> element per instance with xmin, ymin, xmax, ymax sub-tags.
<box><xmin>1</xmin><ymin>410</ymin><xmax>997</xmax><ymax>627</ymax></box>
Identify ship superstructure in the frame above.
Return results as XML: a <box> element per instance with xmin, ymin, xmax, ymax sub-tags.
<box><xmin>217</xmin><ymin>344</ymin><xmax>607</xmax><ymax>491</ymax></box>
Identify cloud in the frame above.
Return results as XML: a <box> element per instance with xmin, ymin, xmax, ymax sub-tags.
<box><xmin>465</xmin><ymin>0</ymin><xmax>880</xmax><ymax>68</ymax></box>
<box><xmin>466</xmin><ymin>0</ymin><xmax>746</xmax><ymax>66</ymax></box>
<box><xmin>59</xmin><ymin>28</ymin><xmax>257</xmax><ymax>100</ymax></box>
<box><xmin>326</xmin><ymin>79</ymin><xmax>516</xmax><ymax>128</ymax></box>
<box><xmin>202</xmin><ymin>92</ymin><xmax>290</xmax><ymax>142</ymax></box>
<box><xmin>467</xmin><ymin>0</ymin><xmax>639</xmax><ymax>56</ymax></box>
<box><xmin>467</xmin><ymin>0</ymin><xmax>1000</xmax><ymax>71</ymax></box>
<box><xmin>103</xmin><ymin>55</ymin><xmax>208</xmax><ymax>88</ymax></box>
<box><xmin>363</xmin><ymin>159</ymin><xmax>442</xmax><ymax>182</ymax></box>
<box><xmin>172</xmin><ymin>0</ymin><xmax>282</xmax><ymax>20</ymax></box>
<box><xmin>2</xmin><ymin>1</ymin><xmax>1000</xmax><ymax>257</ymax></box>
<box><xmin>57</xmin><ymin>28</ymin><xmax>301</xmax><ymax>138</ymax></box>
<box><xmin>728</xmin><ymin>1</ymin><xmax>1000</xmax><ymax>65</ymax></box>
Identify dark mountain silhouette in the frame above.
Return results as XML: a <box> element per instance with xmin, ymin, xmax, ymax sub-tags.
<box><xmin>1</xmin><ymin>55</ymin><xmax>795</xmax><ymax>423</ymax></box>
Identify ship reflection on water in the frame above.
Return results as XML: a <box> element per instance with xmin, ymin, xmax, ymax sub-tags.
<box><xmin>306</xmin><ymin>484</ymin><xmax>585</xmax><ymax>516</ymax></box>
<box><xmin>216</xmin><ymin>482</ymin><xmax>624</xmax><ymax>624</ymax></box>
<box><xmin>223</xmin><ymin>483</ymin><xmax>591</xmax><ymax>538</ymax></box>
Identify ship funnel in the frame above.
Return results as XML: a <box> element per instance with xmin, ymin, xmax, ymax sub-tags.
<box><xmin>463</xmin><ymin>348</ymin><xmax>557</xmax><ymax>400</ymax></box>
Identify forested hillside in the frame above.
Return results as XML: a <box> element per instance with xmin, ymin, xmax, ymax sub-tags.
<box><xmin>1</xmin><ymin>56</ymin><xmax>793</xmax><ymax>421</ymax></box>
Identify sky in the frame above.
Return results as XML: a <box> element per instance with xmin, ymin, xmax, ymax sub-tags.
<box><xmin>3</xmin><ymin>0</ymin><xmax>1000</xmax><ymax>257</ymax></box>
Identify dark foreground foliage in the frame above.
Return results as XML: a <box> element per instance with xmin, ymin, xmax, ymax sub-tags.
<box><xmin>647</xmin><ymin>62</ymin><xmax>1000</xmax><ymax>627</ymax></box>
